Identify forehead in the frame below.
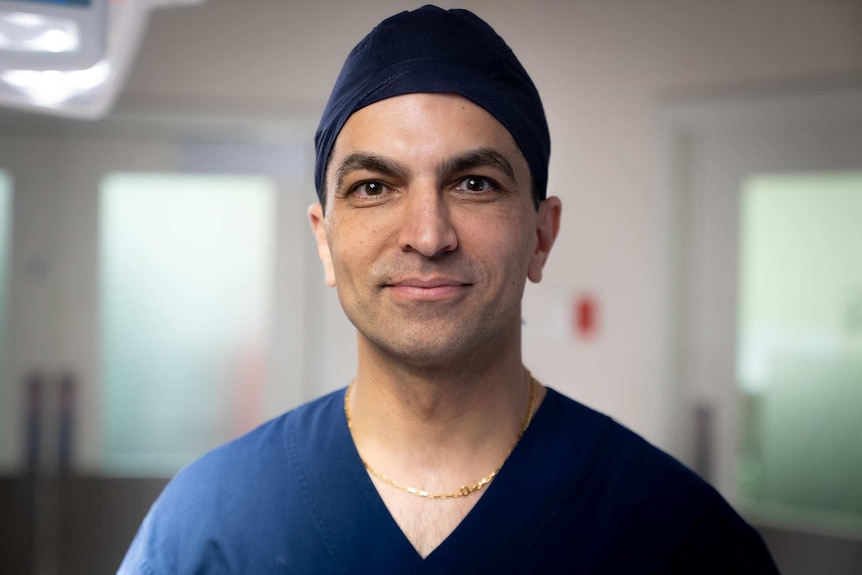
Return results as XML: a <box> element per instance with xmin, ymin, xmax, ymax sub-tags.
<box><xmin>328</xmin><ymin>93</ymin><xmax>527</xmax><ymax>173</ymax></box>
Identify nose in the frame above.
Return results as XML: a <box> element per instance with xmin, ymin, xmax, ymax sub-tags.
<box><xmin>397</xmin><ymin>184</ymin><xmax>458</xmax><ymax>258</ymax></box>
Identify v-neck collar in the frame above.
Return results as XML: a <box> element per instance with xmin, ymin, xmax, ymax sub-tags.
<box><xmin>288</xmin><ymin>387</ymin><xmax>607</xmax><ymax>574</ymax></box>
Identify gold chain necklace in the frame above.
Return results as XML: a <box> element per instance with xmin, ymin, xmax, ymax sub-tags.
<box><xmin>344</xmin><ymin>371</ymin><xmax>537</xmax><ymax>499</ymax></box>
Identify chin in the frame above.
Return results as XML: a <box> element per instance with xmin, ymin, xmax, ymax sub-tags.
<box><xmin>366</xmin><ymin>326</ymin><xmax>503</xmax><ymax>373</ymax></box>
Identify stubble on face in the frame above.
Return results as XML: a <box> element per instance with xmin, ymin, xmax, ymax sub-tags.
<box><xmin>318</xmin><ymin>93</ymin><xmax>539</xmax><ymax>372</ymax></box>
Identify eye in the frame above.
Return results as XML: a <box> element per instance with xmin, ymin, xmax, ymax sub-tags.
<box><xmin>352</xmin><ymin>181</ymin><xmax>388</xmax><ymax>197</ymax></box>
<box><xmin>454</xmin><ymin>176</ymin><xmax>495</xmax><ymax>193</ymax></box>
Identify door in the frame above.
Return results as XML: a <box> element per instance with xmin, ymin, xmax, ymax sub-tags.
<box><xmin>0</xmin><ymin>111</ymin><xmax>326</xmax><ymax>573</ymax></box>
<box><xmin>664</xmin><ymin>85</ymin><xmax>862</xmax><ymax>574</ymax></box>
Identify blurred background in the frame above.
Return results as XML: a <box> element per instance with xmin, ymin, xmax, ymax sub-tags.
<box><xmin>0</xmin><ymin>0</ymin><xmax>861</xmax><ymax>573</ymax></box>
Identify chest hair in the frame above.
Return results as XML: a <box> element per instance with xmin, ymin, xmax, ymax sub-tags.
<box><xmin>373</xmin><ymin>479</ymin><xmax>485</xmax><ymax>558</ymax></box>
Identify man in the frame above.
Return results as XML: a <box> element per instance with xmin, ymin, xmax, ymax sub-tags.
<box><xmin>119</xmin><ymin>6</ymin><xmax>779</xmax><ymax>574</ymax></box>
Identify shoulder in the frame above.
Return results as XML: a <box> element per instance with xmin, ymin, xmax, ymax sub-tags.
<box><xmin>118</xmin><ymin>389</ymin><xmax>347</xmax><ymax>575</ymax></box>
<box><xmin>536</xmin><ymin>389</ymin><xmax>778</xmax><ymax>573</ymax></box>
<box><xmin>169</xmin><ymin>388</ymin><xmax>344</xmax><ymax>488</ymax></box>
<box><xmin>157</xmin><ymin>389</ymin><xmax>342</xmax><ymax>497</ymax></box>
<box><xmin>540</xmin><ymin>387</ymin><xmax>715</xmax><ymax>496</ymax></box>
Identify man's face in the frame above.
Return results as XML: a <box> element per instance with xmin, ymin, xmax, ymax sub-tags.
<box><xmin>309</xmin><ymin>93</ymin><xmax>559</xmax><ymax>368</ymax></box>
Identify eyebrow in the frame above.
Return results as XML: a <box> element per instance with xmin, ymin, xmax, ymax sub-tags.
<box><xmin>437</xmin><ymin>147</ymin><xmax>516</xmax><ymax>183</ymax></box>
<box><xmin>332</xmin><ymin>147</ymin><xmax>517</xmax><ymax>191</ymax></box>
<box><xmin>334</xmin><ymin>153</ymin><xmax>409</xmax><ymax>191</ymax></box>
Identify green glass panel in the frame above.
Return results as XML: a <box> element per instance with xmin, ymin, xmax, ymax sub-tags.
<box><xmin>737</xmin><ymin>171</ymin><xmax>862</xmax><ymax>535</ymax></box>
<box><xmin>100</xmin><ymin>173</ymin><xmax>275</xmax><ymax>476</ymax></box>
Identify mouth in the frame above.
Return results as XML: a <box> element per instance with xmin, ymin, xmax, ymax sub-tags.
<box><xmin>384</xmin><ymin>277</ymin><xmax>472</xmax><ymax>301</ymax></box>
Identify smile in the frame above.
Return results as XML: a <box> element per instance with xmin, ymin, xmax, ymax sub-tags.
<box><xmin>384</xmin><ymin>278</ymin><xmax>471</xmax><ymax>301</ymax></box>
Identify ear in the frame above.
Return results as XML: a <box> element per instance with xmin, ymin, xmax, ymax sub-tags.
<box><xmin>307</xmin><ymin>203</ymin><xmax>336</xmax><ymax>287</ymax></box>
<box><xmin>527</xmin><ymin>196</ymin><xmax>562</xmax><ymax>283</ymax></box>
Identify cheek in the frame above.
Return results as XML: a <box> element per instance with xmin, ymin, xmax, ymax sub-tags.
<box><xmin>327</xmin><ymin>220</ymin><xmax>381</xmax><ymax>279</ymax></box>
<box><xmin>462</xmin><ymin>216</ymin><xmax>533</xmax><ymax>283</ymax></box>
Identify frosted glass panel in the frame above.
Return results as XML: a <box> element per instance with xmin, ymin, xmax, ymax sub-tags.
<box><xmin>0</xmin><ymin>171</ymin><xmax>10</xmax><ymax>428</ymax></box>
<box><xmin>736</xmin><ymin>171</ymin><xmax>862</xmax><ymax>534</ymax></box>
<box><xmin>100</xmin><ymin>173</ymin><xmax>275</xmax><ymax>476</ymax></box>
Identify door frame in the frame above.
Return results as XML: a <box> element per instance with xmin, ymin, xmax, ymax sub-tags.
<box><xmin>0</xmin><ymin>107</ymin><xmax>322</xmax><ymax>474</ymax></box>
<box><xmin>661</xmin><ymin>82</ymin><xmax>862</xmax><ymax>535</ymax></box>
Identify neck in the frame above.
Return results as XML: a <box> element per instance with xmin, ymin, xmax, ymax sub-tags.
<box><xmin>345</xmin><ymin>348</ymin><xmax>544</xmax><ymax>494</ymax></box>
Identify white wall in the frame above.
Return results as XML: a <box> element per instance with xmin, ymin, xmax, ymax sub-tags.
<box><xmin>120</xmin><ymin>0</ymin><xmax>862</xmax><ymax>450</ymax></box>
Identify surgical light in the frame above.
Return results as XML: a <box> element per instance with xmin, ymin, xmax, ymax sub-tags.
<box><xmin>0</xmin><ymin>0</ymin><xmax>205</xmax><ymax>120</ymax></box>
<box><xmin>0</xmin><ymin>0</ymin><xmax>107</xmax><ymax>71</ymax></box>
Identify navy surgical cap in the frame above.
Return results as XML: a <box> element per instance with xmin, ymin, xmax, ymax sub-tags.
<box><xmin>314</xmin><ymin>4</ymin><xmax>550</xmax><ymax>208</ymax></box>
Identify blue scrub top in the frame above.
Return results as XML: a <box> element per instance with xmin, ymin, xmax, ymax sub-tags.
<box><xmin>118</xmin><ymin>388</ymin><xmax>778</xmax><ymax>574</ymax></box>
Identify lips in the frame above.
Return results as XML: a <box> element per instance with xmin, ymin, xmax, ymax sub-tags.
<box><xmin>389</xmin><ymin>277</ymin><xmax>467</xmax><ymax>288</ymax></box>
<box><xmin>384</xmin><ymin>277</ymin><xmax>471</xmax><ymax>301</ymax></box>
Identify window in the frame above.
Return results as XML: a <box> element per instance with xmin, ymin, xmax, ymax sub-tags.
<box><xmin>736</xmin><ymin>171</ymin><xmax>862</xmax><ymax>534</ymax></box>
<box><xmin>0</xmin><ymin>170</ymin><xmax>11</xmax><ymax>443</ymax></box>
<box><xmin>99</xmin><ymin>173</ymin><xmax>275</xmax><ymax>475</ymax></box>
